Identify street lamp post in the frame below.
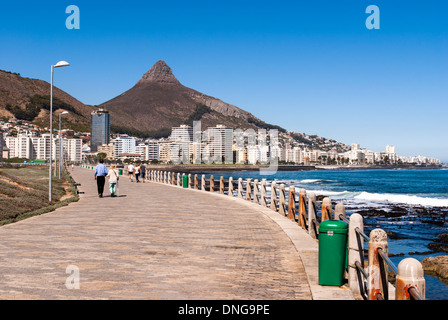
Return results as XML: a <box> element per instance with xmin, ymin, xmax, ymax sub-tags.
<box><xmin>49</xmin><ymin>61</ymin><xmax>70</xmax><ymax>203</ymax></box>
<box><xmin>59</xmin><ymin>111</ymin><xmax>69</xmax><ymax>179</ymax></box>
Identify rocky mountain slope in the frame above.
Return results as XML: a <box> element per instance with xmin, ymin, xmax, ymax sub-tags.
<box><xmin>100</xmin><ymin>60</ymin><xmax>284</xmax><ymax>137</ymax></box>
<box><xmin>0</xmin><ymin>69</ymin><xmax>94</xmax><ymax>132</ymax></box>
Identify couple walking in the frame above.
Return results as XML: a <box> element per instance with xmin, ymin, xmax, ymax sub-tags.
<box><xmin>94</xmin><ymin>159</ymin><xmax>119</xmax><ymax>198</ymax></box>
<box><xmin>127</xmin><ymin>162</ymin><xmax>146</xmax><ymax>183</ymax></box>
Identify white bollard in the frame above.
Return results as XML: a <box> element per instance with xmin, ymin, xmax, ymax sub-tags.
<box><xmin>348</xmin><ymin>213</ymin><xmax>365</xmax><ymax>299</ymax></box>
<box><xmin>228</xmin><ymin>177</ymin><xmax>234</xmax><ymax>196</ymax></box>
<box><xmin>335</xmin><ymin>203</ymin><xmax>346</xmax><ymax>220</ymax></box>
<box><xmin>238</xmin><ymin>178</ymin><xmax>243</xmax><ymax>198</ymax></box>
<box><xmin>396</xmin><ymin>258</ymin><xmax>425</xmax><ymax>300</ymax></box>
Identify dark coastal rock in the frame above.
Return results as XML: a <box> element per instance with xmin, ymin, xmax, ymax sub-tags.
<box><xmin>422</xmin><ymin>256</ymin><xmax>448</xmax><ymax>279</ymax></box>
<box><xmin>427</xmin><ymin>233</ymin><xmax>448</xmax><ymax>253</ymax></box>
<box><xmin>385</xmin><ymin>230</ymin><xmax>406</xmax><ymax>240</ymax></box>
<box><xmin>356</xmin><ymin>207</ymin><xmax>408</xmax><ymax>218</ymax></box>
<box><xmin>436</xmin><ymin>233</ymin><xmax>448</xmax><ymax>243</ymax></box>
<box><xmin>356</xmin><ymin>208</ymin><xmax>388</xmax><ymax>217</ymax></box>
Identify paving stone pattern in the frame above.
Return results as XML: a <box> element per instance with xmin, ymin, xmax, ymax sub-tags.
<box><xmin>0</xmin><ymin>167</ymin><xmax>316</xmax><ymax>300</ymax></box>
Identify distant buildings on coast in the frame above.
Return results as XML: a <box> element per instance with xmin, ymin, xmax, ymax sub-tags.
<box><xmin>0</xmin><ymin>116</ymin><xmax>441</xmax><ymax>166</ymax></box>
<box><xmin>91</xmin><ymin>122</ymin><xmax>441</xmax><ymax>167</ymax></box>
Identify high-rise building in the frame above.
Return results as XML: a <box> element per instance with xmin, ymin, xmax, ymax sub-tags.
<box><xmin>5</xmin><ymin>134</ymin><xmax>33</xmax><ymax>159</ymax></box>
<box><xmin>113</xmin><ymin>136</ymin><xmax>136</xmax><ymax>158</ymax></box>
<box><xmin>170</xmin><ymin>125</ymin><xmax>193</xmax><ymax>164</ymax></box>
<box><xmin>90</xmin><ymin>108</ymin><xmax>110</xmax><ymax>153</ymax></box>
<box><xmin>171</xmin><ymin>125</ymin><xmax>193</xmax><ymax>142</ymax></box>
<box><xmin>5</xmin><ymin>134</ymin><xmax>82</xmax><ymax>163</ymax></box>
<box><xmin>147</xmin><ymin>141</ymin><xmax>160</xmax><ymax>161</ymax></box>
<box><xmin>201</xmin><ymin>125</ymin><xmax>233</xmax><ymax>164</ymax></box>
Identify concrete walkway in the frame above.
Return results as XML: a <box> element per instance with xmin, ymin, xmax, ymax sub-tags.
<box><xmin>0</xmin><ymin>167</ymin><xmax>354</xmax><ymax>300</ymax></box>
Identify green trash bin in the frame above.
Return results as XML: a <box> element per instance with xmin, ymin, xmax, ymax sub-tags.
<box><xmin>182</xmin><ymin>174</ymin><xmax>188</xmax><ymax>188</ymax></box>
<box><xmin>318</xmin><ymin>219</ymin><xmax>348</xmax><ymax>286</ymax></box>
<box><xmin>118</xmin><ymin>169</ymin><xmax>123</xmax><ymax>176</ymax></box>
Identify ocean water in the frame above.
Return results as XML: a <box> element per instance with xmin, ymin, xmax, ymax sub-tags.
<box><xmin>209</xmin><ymin>168</ymin><xmax>448</xmax><ymax>300</ymax></box>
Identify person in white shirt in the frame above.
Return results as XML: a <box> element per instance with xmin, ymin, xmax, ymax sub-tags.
<box><xmin>107</xmin><ymin>164</ymin><xmax>119</xmax><ymax>197</ymax></box>
<box><xmin>128</xmin><ymin>162</ymin><xmax>135</xmax><ymax>182</ymax></box>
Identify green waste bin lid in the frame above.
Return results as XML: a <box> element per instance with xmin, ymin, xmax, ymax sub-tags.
<box><xmin>319</xmin><ymin>220</ymin><xmax>348</xmax><ymax>234</ymax></box>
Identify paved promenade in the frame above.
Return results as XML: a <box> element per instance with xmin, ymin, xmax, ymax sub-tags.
<box><xmin>0</xmin><ymin>167</ymin><xmax>354</xmax><ymax>300</ymax></box>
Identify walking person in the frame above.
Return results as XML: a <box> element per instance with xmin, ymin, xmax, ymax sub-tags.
<box><xmin>128</xmin><ymin>162</ymin><xmax>134</xmax><ymax>182</ymax></box>
<box><xmin>140</xmin><ymin>162</ymin><xmax>146</xmax><ymax>183</ymax></box>
<box><xmin>94</xmin><ymin>159</ymin><xmax>108</xmax><ymax>198</ymax></box>
<box><xmin>107</xmin><ymin>164</ymin><xmax>119</xmax><ymax>197</ymax></box>
<box><xmin>134</xmin><ymin>163</ymin><xmax>140</xmax><ymax>183</ymax></box>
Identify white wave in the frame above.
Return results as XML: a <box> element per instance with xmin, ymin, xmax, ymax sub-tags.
<box><xmin>305</xmin><ymin>189</ymin><xmax>358</xmax><ymax>198</ymax></box>
<box><xmin>354</xmin><ymin>191</ymin><xmax>448</xmax><ymax>207</ymax></box>
<box><xmin>299</xmin><ymin>179</ymin><xmax>322</xmax><ymax>183</ymax></box>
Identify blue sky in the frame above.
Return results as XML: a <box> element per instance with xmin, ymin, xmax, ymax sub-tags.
<box><xmin>0</xmin><ymin>1</ymin><xmax>447</xmax><ymax>161</ymax></box>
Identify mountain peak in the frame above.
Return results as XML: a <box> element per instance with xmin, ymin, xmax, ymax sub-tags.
<box><xmin>137</xmin><ymin>60</ymin><xmax>180</xmax><ymax>85</ymax></box>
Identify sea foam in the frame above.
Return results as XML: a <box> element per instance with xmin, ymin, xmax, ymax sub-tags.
<box><xmin>353</xmin><ymin>191</ymin><xmax>448</xmax><ymax>207</ymax></box>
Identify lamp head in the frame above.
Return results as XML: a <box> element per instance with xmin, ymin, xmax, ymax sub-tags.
<box><xmin>54</xmin><ymin>61</ymin><xmax>70</xmax><ymax>68</ymax></box>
